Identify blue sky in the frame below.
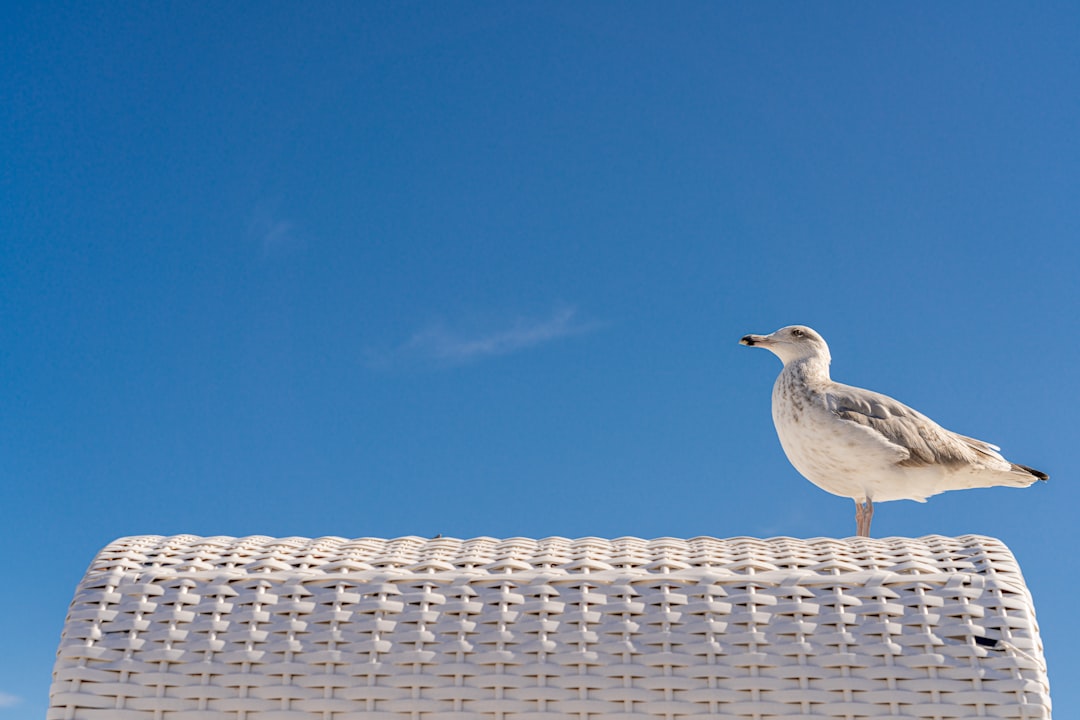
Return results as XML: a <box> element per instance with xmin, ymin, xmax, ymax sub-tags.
<box><xmin>3</xmin><ymin>3</ymin><xmax>1078</xmax><ymax>715</ymax></box>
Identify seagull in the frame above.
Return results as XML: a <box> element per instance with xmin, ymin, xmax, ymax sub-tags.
<box><xmin>740</xmin><ymin>325</ymin><xmax>1047</xmax><ymax>537</ymax></box>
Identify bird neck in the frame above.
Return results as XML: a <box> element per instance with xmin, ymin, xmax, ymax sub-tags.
<box><xmin>784</xmin><ymin>356</ymin><xmax>831</xmax><ymax>384</ymax></box>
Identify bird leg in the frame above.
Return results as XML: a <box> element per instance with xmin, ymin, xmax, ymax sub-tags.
<box><xmin>854</xmin><ymin>499</ymin><xmax>874</xmax><ymax>537</ymax></box>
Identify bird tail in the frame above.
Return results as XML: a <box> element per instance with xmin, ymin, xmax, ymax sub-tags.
<box><xmin>957</xmin><ymin>434</ymin><xmax>1048</xmax><ymax>486</ymax></box>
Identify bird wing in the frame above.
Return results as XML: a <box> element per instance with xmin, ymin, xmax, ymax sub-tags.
<box><xmin>823</xmin><ymin>382</ymin><xmax>986</xmax><ymax>468</ymax></box>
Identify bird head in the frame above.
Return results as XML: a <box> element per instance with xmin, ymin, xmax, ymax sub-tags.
<box><xmin>740</xmin><ymin>325</ymin><xmax>832</xmax><ymax>366</ymax></box>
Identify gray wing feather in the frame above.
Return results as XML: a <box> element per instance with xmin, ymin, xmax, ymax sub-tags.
<box><xmin>824</xmin><ymin>383</ymin><xmax>980</xmax><ymax>467</ymax></box>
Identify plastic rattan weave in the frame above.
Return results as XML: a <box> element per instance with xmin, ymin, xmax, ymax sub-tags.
<box><xmin>50</xmin><ymin>534</ymin><xmax>1050</xmax><ymax>719</ymax></box>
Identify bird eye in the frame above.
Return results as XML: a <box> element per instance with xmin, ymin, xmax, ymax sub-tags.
<box><xmin>792</xmin><ymin>328</ymin><xmax>805</xmax><ymax>337</ymax></box>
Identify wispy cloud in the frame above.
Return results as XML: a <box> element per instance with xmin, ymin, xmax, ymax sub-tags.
<box><xmin>248</xmin><ymin>202</ymin><xmax>304</xmax><ymax>258</ymax></box>
<box><xmin>0</xmin><ymin>692</ymin><xmax>20</xmax><ymax>708</ymax></box>
<box><xmin>370</xmin><ymin>306</ymin><xmax>596</xmax><ymax>369</ymax></box>
<box><xmin>258</xmin><ymin>219</ymin><xmax>296</xmax><ymax>254</ymax></box>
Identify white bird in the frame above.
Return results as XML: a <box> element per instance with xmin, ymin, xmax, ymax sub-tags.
<box><xmin>740</xmin><ymin>325</ymin><xmax>1046</xmax><ymax>537</ymax></box>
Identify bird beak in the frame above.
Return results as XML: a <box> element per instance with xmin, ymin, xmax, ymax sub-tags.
<box><xmin>740</xmin><ymin>333</ymin><xmax>771</xmax><ymax>347</ymax></box>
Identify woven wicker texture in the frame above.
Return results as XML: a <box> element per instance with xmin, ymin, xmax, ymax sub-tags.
<box><xmin>50</xmin><ymin>534</ymin><xmax>1050</xmax><ymax>719</ymax></box>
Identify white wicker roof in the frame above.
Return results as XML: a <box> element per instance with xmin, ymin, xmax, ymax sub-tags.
<box><xmin>50</xmin><ymin>534</ymin><xmax>1050</xmax><ymax>719</ymax></box>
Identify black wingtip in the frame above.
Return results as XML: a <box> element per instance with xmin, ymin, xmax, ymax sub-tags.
<box><xmin>1014</xmin><ymin>464</ymin><xmax>1049</xmax><ymax>482</ymax></box>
